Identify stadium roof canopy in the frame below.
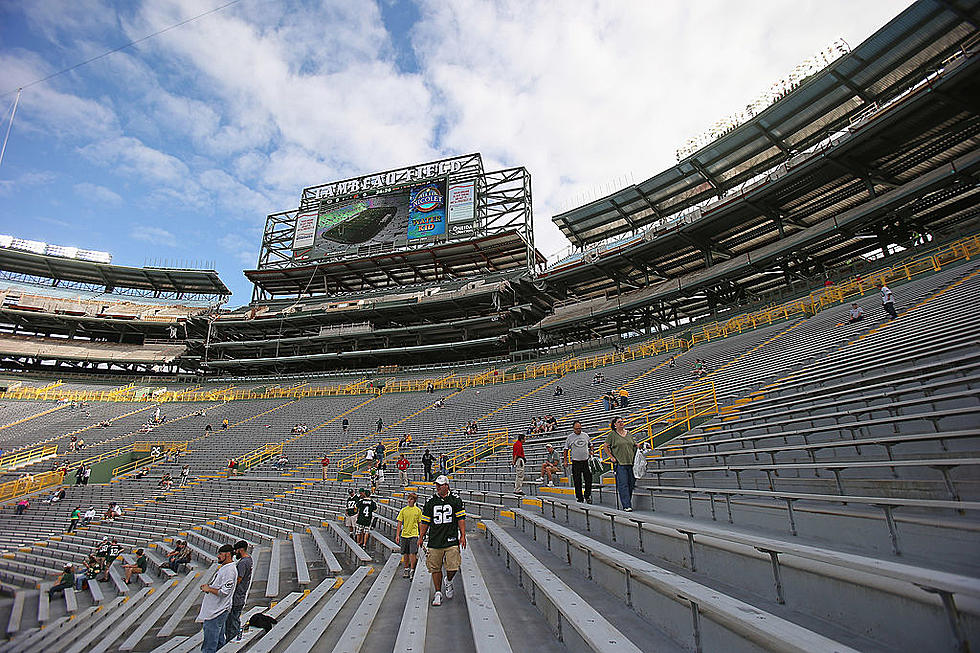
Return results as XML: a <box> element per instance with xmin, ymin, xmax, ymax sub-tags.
<box><xmin>245</xmin><ymin>230</ymin><xmax>545</xmax><ymax>296</ymax></box>
<box><xmin>0</xmin><ymin>248</ymin><xmax>231</xmax><ymax>298</ymax></box>
<box><xmin>552</xmin><ymin>0</ymin><xmax>979</xmax><ymax>247</ymax></box>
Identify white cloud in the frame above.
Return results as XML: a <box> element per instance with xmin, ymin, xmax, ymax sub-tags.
<box><xmin>131</xmin><ymin>225</ymin><xmax>177</xmax><ymax>247</ymax></box>
<box><xmin>411</xmin><ymin>0</ymin><xmax>912</xmax><ymax>255</ymax></box>
<box><xmin>74</xmin><ymin>182</ymin><xmax>122</xmax><ymax>205</ymax></box>
<box><xmin>0</xmin><ymin>170</ymin><xmax>57</xmax><ymax>196</ymax></box>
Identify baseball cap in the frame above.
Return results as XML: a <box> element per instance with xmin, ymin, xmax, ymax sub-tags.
<box><xmin>217</xmin><ymin>544</ymin><xmax>234</xmax><ymax>554</ymax></box>
<box><xmin>434</xmin><ymin>475</ymin><xmax>450</xmax><ymax>485</ymax></box>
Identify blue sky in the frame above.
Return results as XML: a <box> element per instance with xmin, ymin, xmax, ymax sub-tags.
<box><xmin>0</xmin><ymin>0</ymin><xmax>910</xmax><ymax>305</ymax></box>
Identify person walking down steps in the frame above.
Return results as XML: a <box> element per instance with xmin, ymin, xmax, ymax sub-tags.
<box><xmin>418</xmin><ymin>475</ymin><xmax>466</xmax><ymax>606</ymax></box>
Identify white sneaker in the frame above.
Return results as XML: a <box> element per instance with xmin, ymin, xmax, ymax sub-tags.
<box><xmin>402</xmin><ymin>568</ymin><xmax>410</xmax><ymax>578</ymax></box>
<box><xmin>444</xmin><ymin>579</ymin><xmax>454</xmax><ymax>599</ymax></box>
<box><xmin>432</xmin><ymin>591</ymin><xmax>442</xmax><ymax>606</ymax></box>
<box><xmin>548</xmin><ymin>481</ymin><xmax>554</xmax><ymax>487</ymax></box>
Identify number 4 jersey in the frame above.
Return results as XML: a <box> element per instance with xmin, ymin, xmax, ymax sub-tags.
<box><xmin>420</xmin><ymin>493</ymin><xmax>466</xmax><ymax>548</ymax></box>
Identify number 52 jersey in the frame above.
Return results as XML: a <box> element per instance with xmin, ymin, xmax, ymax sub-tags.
<box><xmin>420</xmin><ymin>493</ymin><xmax>466</xmax><ymax>548</ymax></box>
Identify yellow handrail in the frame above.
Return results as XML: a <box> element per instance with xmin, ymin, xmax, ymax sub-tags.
<box><xmin>72</xmin><ymin>444</ymin><xmax>135</xmax><ymax>470</ymax></box>
<box><xmin>132</xmin><ymin>441</ymin><xmax>189</xmax><ymax>453</ymax></box>
<box><xmin>689</xmin><ymin>234</ymin><xmax>980</xmax><ymax>346</ymax></box>
<box><xmin>0</xmin><ymin>444</ymin><xmax>58</xmax><ymax>470</ymax></box>
<box><xmin>445</xmin><ymin>428</ymin><xmax>509</xmax><ymax>473</ymax></box>
<box><xmin>594</xmin><ymin>381</ymin><xmax>718</xmax><ymax>462</ymax></box>
<box><xmin>235</xmin><ymin>443</ymin><xmax>283</xmax><ymax>472</ymax></box>
<box><xmin>337</xmin><ymin>437</ymin><xmax>401</xmax><ymax>473</ymax></box>
<box><xmin>0</xmin><ymin>469</ymin><xmax>65</xmax><ymax>503</ymax></box>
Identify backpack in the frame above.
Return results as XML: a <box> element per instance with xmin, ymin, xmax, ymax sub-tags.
<box><xmin>248</xmin><ymin>613</ymin><xmax>278</xmax><ymax>632</ymax></box>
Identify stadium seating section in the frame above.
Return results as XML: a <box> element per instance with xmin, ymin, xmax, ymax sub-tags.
<box><xmin>0</xmin><ymin>250</ymin><xmax>972</xmax><ymax>652</ymax></box>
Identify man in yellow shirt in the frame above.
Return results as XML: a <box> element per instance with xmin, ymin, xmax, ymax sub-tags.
<box><xmin>396</xmin><ymin>493</ymin><xmax>423</xmax><ymax>578</ymax></box>
<box><xmin>617</xmin><ymin>387</ymin><xmax>630</xmax><ymax>409</ymax></box>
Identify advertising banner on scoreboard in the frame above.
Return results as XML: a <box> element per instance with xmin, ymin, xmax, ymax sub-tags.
<box><xmin>407</xmin><ymin>182</ymin><xmax>446</xmax><ymax>240</ymax></box>
<box><xmin>292</xmin><ymin>210</ymin><xmax>317</xmax><ymax>250</ymax></box>
<box><xmin>447</xmin><ymin>180</ymin><xmax>476</xmax><ymax>237</ymax></box>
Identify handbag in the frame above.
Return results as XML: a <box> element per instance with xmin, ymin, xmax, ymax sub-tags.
<box><xmin>633</xmin><ymin>447</ymin><xmax>647</xmax><ymax>479</ymax></box>
<box><xmin>588</xmin><ymin>456</ymin><xmax>603</xmax><ymax>475</ymax></box>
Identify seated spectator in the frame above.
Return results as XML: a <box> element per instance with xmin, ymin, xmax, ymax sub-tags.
<box><xmin>123</xmin><ymin>548</ymin><xmax>148</xmax><ymax>584</ymax></box>
<box><xmin>276</xmin><ymin>455</ymin><xmax>288</xmax><ymax>470</ymax></box>
<box><xmin>553</xmin><ymin>385</ymin><xmax>563</xmax><ymax>397</ymax></box>
<box><xmin>222</xmin><ymin>419</ymin><xmax>229</xmax><ymax>429</ymax></box>
<box><xmin>15</xmin><ymin>498</ymin><xmax>28</xmax><ymax>515</ymax></box>
<box><xmin>848</xmin><ymin>303</ymin><xmax>865</xmax><ymax>323</ymax></box>
<box><xmin>83</xmin><ymin>506</ymin><xmax>97</xmax><ymax>525</ymax></box>
<box><xmin>205</xmin><ymin>424</ymin><xmax>212</xmax><ymax>432</ymax></box>
<box><xmin>133</xmin><ymin>468</ymin><xmax>148</xmax><ymax>480</ymax></box>
<box><xmin>94</xmin><ymin>537</ymin><xmax>110</xmax><ymax>565</ymax></box>
<box><xmin>48</xmin><ymin>564</ymin><xmax>75</xmax><ymax>599</ymax></box>
<box><xmin>166</xmin><ymin>541</ymin><xmax>191</xmax><ymax>572</ymax></box>
<box><xmin>539</xmin><ymin>445</ymin><xmax>563</xmax><ymax>486</ymax></box>
<box><xmin>75</xmin><ymin>555</ymin><xmax>100</xmax><ymax>590</ymax></box>
<box><xmin>104</xmin><ymin>502</ymin><xmax>122</xmax><ymax>521</ymax></box>
<box><xmin>77</xmin><ymin>438</ymin><xmax>85</xmax><ymax>450</ymax></box>
<box><xmin>45</xmin><ymin>488</ymin><xmax>66</xmax><ymax>504</ymax></box>
<box><xmin>544</xmin><ymin>414</ymin><xmax>557</xmax><ymax>432</ymax></box>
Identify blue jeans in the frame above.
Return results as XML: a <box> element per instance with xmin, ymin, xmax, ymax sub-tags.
<box><xmin>202</xmin><ymin>610</ymin><xmax>229</xmax><ymax>653</ymax></box>
<box><xmin>224</xmin><ymin>605</ymin><xmax>243</xmax><ymax>643</ymax></box>
<box><xmin>614</xmin><ymin>463</ymin><xmax>636</xmax><ymax>510</ymax></box>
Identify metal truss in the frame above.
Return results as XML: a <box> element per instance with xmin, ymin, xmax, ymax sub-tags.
<box><xmin>481</xmin><ymin>166</ymin><xmax>535</xmax><ymax>270</ymax></box>
<box><xmin>0</xmin><ymin>270</ymin><xmax>222</xmax><ymax>303</ymax></box>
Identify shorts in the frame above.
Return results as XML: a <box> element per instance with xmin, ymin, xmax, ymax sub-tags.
<box><xmin>400</xmin><ymin>536</ymin><xmax>418</xmax><ymax>555</ymax></box>
<box><xmin>425</xmin><ymin>545</ymin><xmax>461</xmax><ymax>573</ymax></box>
<box><xmin>356</xmin><ymin>523</ymin><xmax>371</xmax><ymax>535</ymax></box>
<box><xmin>346</xmin><ymin>515</ymin><xmax>357</xmax><ymax>528</ymax></box>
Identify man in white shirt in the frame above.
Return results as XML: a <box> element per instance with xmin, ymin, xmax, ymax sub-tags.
<box><xmin>848</xmin><ymin>303</ymin><xmax>865</xmax><ymax>323</ymax></box>
<box><xmin>198</xmin><ymin>544</ymin><xmax>238</xmax><ymax>653</ymax></box>
<box><xmin>876</xmin><ymin>280</ymin><xmax>898</xmax><ymax>318</ymax></box>
<box><xmin>563</xmin><ymin>421</ymin><xmax>594</xmax><ymax>503</ymax></box>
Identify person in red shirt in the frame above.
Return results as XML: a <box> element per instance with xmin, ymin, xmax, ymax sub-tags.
<box><xmin>396</xmin><ymin>454</ymin><xmax>410</xmax><ymax>487</ymax></box>
<box><xmin>320</xmin><ymin>456</ymin><xmax>330</xmax><ymax>481</ymax></box>
<box><xmin>513</xmin><ymin>433</ymin><xmax>526</xmax><ymax>496</ymax></box>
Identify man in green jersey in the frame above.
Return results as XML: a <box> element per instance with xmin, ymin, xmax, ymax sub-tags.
<box><xmin>355</xmin><ymin>488</ymin><xmax>377</xmax><ymax>548</ymax></box>
<box><xmin>418</xmin><ymin>475</ymin><xmax>466</xmax><ymax>607</ymax></box>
